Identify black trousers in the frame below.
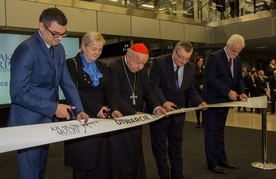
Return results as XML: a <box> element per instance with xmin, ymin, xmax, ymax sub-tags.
<box><xmin>203</xmin><ymin>108</ymin><xmax>229</xmax><ymax>166</ymax></box>
<box><xmin>271</xmin><ymin>92</ymin><xmax>276</xmax><ymax>113</ymax></box>
<box><xmin>150</xmin><ymin>116</ymin><xmax>184</xmax><ymax>178</ymax></box>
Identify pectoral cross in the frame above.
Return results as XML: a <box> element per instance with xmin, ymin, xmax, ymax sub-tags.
<box><xmin>130</xmin><ymin>92</ymin><xmax>137</xmax><ymax>105</ymax></box>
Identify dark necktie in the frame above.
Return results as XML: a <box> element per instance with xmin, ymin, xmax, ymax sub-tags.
<box><xmin>229</xmin><ymin>58</ymin><xmax>232</xmax><ymax>68</ymax></box>
<box><xmin>49</xmin><ymin>46</ymin><xmax>54</xmax><ymax>62</ymax></box>
<box><xmin>175</xmin><ymin>66</ymin><xmax>180</xmax><ymax>89</ymax></box>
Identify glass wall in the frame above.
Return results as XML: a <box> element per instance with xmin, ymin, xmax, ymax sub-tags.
<box><xmin>81</xmin><ymin>0</ymin><xmax>276</xmax><ymax>21</ymax></box>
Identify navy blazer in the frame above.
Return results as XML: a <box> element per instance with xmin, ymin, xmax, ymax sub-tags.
<box><xmin>255</xmin><ymin>76</ymin><xmax>267</xmax><ymax>96</ymax></box>
<box><xmin>9</xmin><ymin>31</ymin><xmax>83</xmax><ymax>126</ymax></box>
<box><xmin>201</xmin><ymin>49</ymin><xmax>244</xmax><ymax>104</ymax></box>
<box><xmin>150</xmin><ymin>54</ymin><xmax>203</xmax><ymax>113</ymax></box>
<box><xmin>269</xmin><ymin>76</ymin><xmax>276</xmax><ymax>94</ymax></box>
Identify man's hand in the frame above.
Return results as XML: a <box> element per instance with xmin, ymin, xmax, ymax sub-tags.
<box><xmin>76</xmin><ymin>111</ymin><xmax>89</xmax><ymax>123</ymax></box>
<box><xmin>162</xmin><ymin>101</ymin><xmax>177</xmax><ymax>112</ymax></box>
<box><xmin>238</xmin><ymin>93</ymin><xmax>248</xmax><ymax>101</ymax></box>
<box><xmin>199</xmin><ymin>101</ymin><xmax>208</xmax><ymax>110</ymax></box>
<box><xmin>228</xmin><ymin>90</ymin><xmax>238</xmax><ymax>101</ymax></box>
<box><xmin>55</xmin><ymin>104</ymin><xmax>75</xmax><ymax>120</ymax></box>
<box><xmin>155</xmin><ymin>107</ymin><xmax>167</xmax><ymax>115</ymax></box>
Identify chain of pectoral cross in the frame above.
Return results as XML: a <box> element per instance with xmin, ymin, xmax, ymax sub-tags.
<box><xmin>122</xmin><ymin>58</ymin><xmax>137</xmax><ymax>105</ymax></box>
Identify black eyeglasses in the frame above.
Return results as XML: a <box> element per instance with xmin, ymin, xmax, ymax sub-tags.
<box><xmin>43</xmin><ymin>24</ymin><xmax>68</xmax><ymax>38</ymax></box>
<box><xmin>176</xmin><ymin>51</ymin><xmax>189</xmax><ymax>61</ymax></box>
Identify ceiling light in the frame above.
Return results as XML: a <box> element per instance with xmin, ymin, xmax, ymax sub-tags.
<box><xmin>141</xmin><ymin>4</ymin><xmax>154</xmax><ymax>8</ymax></box>
<box><xmin>256</xmin><ymin>46</ymin><xmax>267</xmax><ymax>49</ymax></box>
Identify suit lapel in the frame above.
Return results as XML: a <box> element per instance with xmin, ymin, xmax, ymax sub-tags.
<box><xmin>178</xmin><ymin>65</ymin><xmax>186</xmax><ymax>90</ymax></box>
<box><xmin>166</xmin><ymin>56</ymin><xmax>178</xmax><ymax>91</ymax></box>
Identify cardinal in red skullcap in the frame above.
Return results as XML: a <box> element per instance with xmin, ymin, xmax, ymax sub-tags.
<box><xmin>130</xmin><ymin>43</ymin><xmax>149</xmax><ymax>55</ymax></box>
<box><xmin>105</xmin><ymin>41</ymin><xmax>167</xmax><ymax>179</ymax></box>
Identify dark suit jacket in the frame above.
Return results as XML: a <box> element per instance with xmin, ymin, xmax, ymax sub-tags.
<box><xmin>269</xmin><ymin>76</ymin><xmax>276</xmax><ymax>94</ymax></box>
<box><xmin>246</xmin><ymin>75</ymin><xmax>257</xmax><ymax>97</ymax></box>
<box><xmin>255</xmin><ymin>76</ymin><xmax>267</xmax><ymax>96</ymax></box>
<box><xmin>149</xmin><ymin>54</ymin><xmax>203</xmax><ymax>123</ymax></box>
<box><xmin>266</xmin><ymin>65</ymin><xmax>276</xmax><ymax>78</ymax></box>
<box><xmin>201</xmin><ymin>49</ymin><xmax>244</xmax><ymax>103</ymax></box>
<box><xmin>9</xmin><ymin>31</ymin><xmax>83</xmax><ymax>126</ymax></box>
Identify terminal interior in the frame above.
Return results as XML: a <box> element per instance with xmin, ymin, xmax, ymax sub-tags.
<box><xmin>1</xmin><ymin>0</ymin><xmax>276</xmax><ymax>178</ymax></box>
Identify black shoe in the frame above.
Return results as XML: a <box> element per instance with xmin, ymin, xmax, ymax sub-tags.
<box><xmin>171</xmin><ymin>176</ymin><xmax>186</xmax><ymax>179</ymax></box>
<box><xmin>208</xmin><ymin>165</ymin><xmax>226</xmax><ymax>174</ymax></box>
<box><xmin>218</xmin><ymin>162</ymin><xmax>237</xmax><ymax>169</ymax></box>
<box><xmin>196</xmin><ymin>123</ymin><xmax>200</xmax><ymax>128</ymax></box>
<box><xmin>271</xmin><ymin>112</ymin><xmax>275</xmax><ymax>114</ymax></box>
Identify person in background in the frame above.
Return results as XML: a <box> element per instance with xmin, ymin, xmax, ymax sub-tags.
<box><xmin>149</xmin><ymin>41</ymin><xmax>207</xmax><ymax>179</ymax></box>
<box><xmin>238</xmin><ymin>70</ymin><xmax>247</xmax><ymax>112</ymax></box>
<box><xmin>194</xmin><ymin>56</ymin><xmax>205</xmax><ymax>128</ymax></box>
<box><xmin>247</xmin><ymin>70</ymin><xmax>257</xmax><ymax>112</ymax></box>
<box><xmin>244</xmin><ymin>70</ymin><xmax>250</xmax><ymax>97</ymax></box>
<box><xmin>8</xmin><ymin>8</ymin><xmax>89</xmax><ymax>179</ymax></box>
<box><xmin>107</xmin><ymin>43</ymin><xmax>167</xmax><ymax>179</ymax></box>
<box><xmin>65</xmin><ymin>31</ymin><xmax>122</xmax><ymax>179</ymax></box>
<box><xmin>269</xmin><ymin>70</ymin><xmax>276</xmax><ymax>114</ymax></box>
<box><xmin>266</xmin><ymin>58</ymin><xmax>276</xmax><ymax>78</ymax></box>
<box><xmin>229</xmin><ymin>0</ymin><xmax>240</xmax><ymax>17</ymax></box>
<box><xmin>255</xmin><ymin>70</ymin><xmax>268</xmax><ymax>113</ymax></box>
<box><xmin>201</xmin><ymin>34</ymin><xmax>247</xmax><ymax>174</ymax></box>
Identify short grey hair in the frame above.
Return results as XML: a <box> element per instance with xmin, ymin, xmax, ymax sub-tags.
<box><xmin>227</xmin><ymin>34</ymin><xmax>245</xmax><ymax>48</ymax></box>
<box><xmin>174</xmin><ymin>41</ymin><xmax>193</xmax><ymax>53</ymax></box>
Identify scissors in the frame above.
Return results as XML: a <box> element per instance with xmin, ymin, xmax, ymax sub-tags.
<box><xmin>103</xmin><ymin>109</ymin><xmax>111</xmax><ymax>118</ymax></box>
<box><xmin>67</xmin><ymin>107</ymin><xmax>76</xmax><ymax>120</ymax></box>
<box><xmin>171</xmin><ymin>104</ymin><xmax>179</xmax><ymax>110</ymax></box>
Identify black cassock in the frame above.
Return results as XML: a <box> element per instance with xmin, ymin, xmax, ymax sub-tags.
<box><xmin>103</xmin><ymin>57</ymin><xmax>160</xmax><ymax>179</ymax></box>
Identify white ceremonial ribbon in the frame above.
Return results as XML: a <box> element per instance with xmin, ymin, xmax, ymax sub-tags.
<box><xmin>0</xmin><ymin>96</ymin><xmax>267</xmax><ymax>154</ymax></box>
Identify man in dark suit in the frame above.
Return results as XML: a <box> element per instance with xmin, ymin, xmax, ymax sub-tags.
<box><xmin>266</xmin><ymin>58</ymin><xmax>276</xmax><ymax>78</ymax></box>
<box><xmin>255</xmin><ymin>70</ymin><xmax>268</xmax><ymax>97</ymax></box>
<box><xmin>201</xmin><ymin>34</ymin><xmax>248</xmax><ymax>174</ymax></box>
<box><xmin>149</xmin><ymin>41</ymin><xmax>207</xmax><ymax>179</ymax></box>
<box><xmin>8</xmin><ymin>8</ymin><xmax>89</xmax><ymax>179</ymax></box>
<box><xmin>269</xmin><ymin>70</ymin><xmax>276</xmax><ymax>114</ymax></box>
<box><xmin>246</xmin><ymin>70</ymin><xmax>257</xmax><ymax>112</ymax></box>
<box><xmin>255</xmin><ymin>70</ymin><xmax>268</xmax><ymax>113</ymax></box>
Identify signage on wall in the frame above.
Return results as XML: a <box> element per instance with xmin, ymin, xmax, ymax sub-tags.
<box><xmin>0</xmin><ymin>33</ymin><xmax>80</xmax><ymax>105</ymax></box>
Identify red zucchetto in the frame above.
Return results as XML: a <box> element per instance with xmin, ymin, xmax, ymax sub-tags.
<box><xmin>130</xmin><ymin>43</ymin><xmax>149</xmax><ymax>54</ymax></box>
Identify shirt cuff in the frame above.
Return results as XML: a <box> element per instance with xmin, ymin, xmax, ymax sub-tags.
<box><xmin>153</xmin><ymin>106</ymin><xmax>162</xmax><ymax>115</ymax></box>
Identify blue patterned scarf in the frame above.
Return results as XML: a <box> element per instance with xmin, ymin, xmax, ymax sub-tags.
<box><xmin>80</xmin><ymin>53</ymin><xmax>102</xmax><ymax>86</ymax></box>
